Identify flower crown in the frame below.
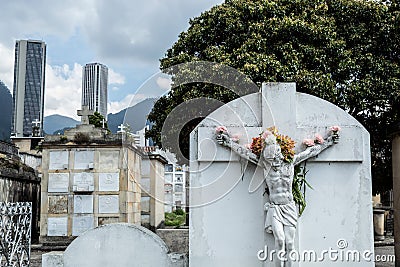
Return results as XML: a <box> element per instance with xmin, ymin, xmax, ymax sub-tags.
<box><xmin>250</xmin><ymin>126</ymin><xmax>296</xmax><ymax>163</ymax></box>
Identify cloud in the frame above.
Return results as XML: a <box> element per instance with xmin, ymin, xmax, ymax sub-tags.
<box><xmin>44</xmin><ymin>63</ymin><xmax>83</xmax><ymax>119</ymax></box>
<box><xmin>0</xmin><ymin>1</ymin><xmax>94</xmax><ymax>45</ymax></box>
<box><xmin>45</xmin><ymin>63</ymin><xmax>126</xmax><ymax>119</ymax></box>
<box><xmin>81</xmin><ymin>0</ymin><xmax>224</xmax><ymax>65</ymax></box>
<box><xmin>156</xmin><ymin>76</ymin><xmax>171</xmax><ymax>91</ymax></box>
<box><xmin>109</xmin><ymin>68</ymin><xmax>125</xmax><ymax>85</ymax></box>
<box><xmin>0</xmin><ymin>43</ymin><xmax>15</xmax><ymax>90</ymax></box>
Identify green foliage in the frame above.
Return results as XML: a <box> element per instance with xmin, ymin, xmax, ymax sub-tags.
<box><xmin>89</xmin><ymin>112</ymin><xmax>109</xmax><ymax>131</ymax></box>
<box><xmin>292</xmin><ymin>164</ymin><xmax>312</xmax><ymax>216</ymax></box>
<box><xmin>165</xmin><ymin>209</ymin><xmax>186</xmax><ymax>226</ymax></box>
<box><xmin>147</xmin><ymin>0</ymin><xmax>400</xmax><ymax>193</ymax></box>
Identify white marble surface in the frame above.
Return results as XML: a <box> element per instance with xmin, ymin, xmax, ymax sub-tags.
<box><xmin>73</xmin><ymin>172</ymin><xmax>94</xmax><ymax>192</ymax></box>
<box><xmin>47</xmin><ymin>217</ymin><xmax>68</xmax><ymax>236</ymax></box>
<box><xmin>190</xmin><ymin>83</ymin><xmax>374</xmax><ymax>267</ymax></box>
<box><xmin>49</xmin><ymin>151</ymin><xmax>69</xmax><ymax>170</ymax></box>
<box><xmin>98</xmin><ymin>173</ymin><xmax>119</xmax><ymax>192</ymax></box>
<box><xmin>74</xmin><ymin>150</ymin><xmax>94</xmax><ymax>169</ymax></box>
<box><xmin>73</xmin><ymin>195</ymin><xmax>93</xmax><ymax>213</ymax></box>
<box><xmin>98</xmin><ymin>195</ymin><xmax>119</xmax><ymax>214</ymax></box>
<box><xmin>48</xmin><ymin>173</ymin><xmax>69</xmax><ymax>193</ymax></box>
<box><xmin>72</xmin><ymin>215</ymin><xmax>94</xmax><ymax>236</ymax></box>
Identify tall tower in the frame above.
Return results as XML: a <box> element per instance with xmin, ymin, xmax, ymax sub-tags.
<box><xmin>11</xmin><ymin>40</ymin><xmax>46</xmax><ymax>137</ymax></box>
<box><xmin>82</xmin><ymin>63</ymin><xmax>108</xmax><ymax>118</ymax></box>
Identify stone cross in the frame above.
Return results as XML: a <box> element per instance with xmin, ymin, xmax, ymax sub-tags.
<box><xmin>77</xmin><ymin>106</ymin><xmax>94</xmax><ymax>125</ymax></box>
<box><xmin>32</xmin><ymin>119</ymin><xmax>41</xmax><ymax>127</ymax></box>
<box><xmin>117</xmin><ymin>124</ymin><xmax>127</xmax><ymax>133</ymax></box>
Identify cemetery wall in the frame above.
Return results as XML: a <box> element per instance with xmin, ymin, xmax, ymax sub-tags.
<box><xmin>157</xmin><ymin>228</ymin><xmax>189</xmax><ymax>255</ymax></box>
<box><xmin>0</xmin><ymin>155</ymin><xmax>40</xmax><ymax>242</ymax></box>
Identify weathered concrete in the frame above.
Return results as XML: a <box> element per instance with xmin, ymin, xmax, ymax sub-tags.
<box><xmin>0</xmin><ymin>148</ymin><xmax>40</xmax><ymax>242</ymax></box>
<box><xmin>42</xmin><ymin>223</ymin><xmax>187</xmax><ymax>267</ymax></box>
<box><xmin>157</xmin><ymin>228</ymin><xmax>189</xmax><ymax>255</ymax></box>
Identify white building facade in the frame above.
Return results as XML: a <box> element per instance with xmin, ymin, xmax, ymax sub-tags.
<box><xmin>82</xmin><ymin>63</ymin><xmax>108</xmax><ymax>118</ymax></box>
<box><xmin>164</xmin><ymin>163</ymin><xmax>187</xmax><ymax>212</ymax></box>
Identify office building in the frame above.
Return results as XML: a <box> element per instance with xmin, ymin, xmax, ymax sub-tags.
<box><xmin>82</xmin><ymin>63</ymin><xmax>108</xmax><ymax>118</ymax></box>
<box><xmin>11</xmin><ymin>40</ymin><xmax>46</xmax><ymax>137</ymax></box>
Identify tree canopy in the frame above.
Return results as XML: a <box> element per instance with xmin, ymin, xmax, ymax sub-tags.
<box><xmin>89</xmin><ymin>112</ymin><xmax>109</xmax><ymax>131</ymax></box>
<box><xmin>146</xmin><ymin>0</ymin><xmax>400</xmax><ymax>193</ymax></box>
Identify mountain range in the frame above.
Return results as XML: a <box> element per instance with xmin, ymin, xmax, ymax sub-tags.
<box><xmin>0</xmin><ymin>82</ymin><xmax>156</xmax><ymax>140</ymax></box>
<box><xmin>43</xmin><ymin>98</ymin><xmax>157</xmax><ymax>135</ymax></box>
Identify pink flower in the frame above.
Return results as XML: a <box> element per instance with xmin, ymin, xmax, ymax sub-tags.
<box><xmin>245</xmin><ymin>143</ymin><xmax>251</xmax><ymax>149</ymax></box>
<box><xmin>330</xmin><ymin>125</ymin><xmax>341</xmax><ymax>132</ymax></box>
<box><xmin>261</xmin><ymin>130</ymin><xmax>272</xmax><ymax>140</ymax></box>
<box><xmin>303</xmin><ymin>138</ymin><xmax>315</xmax><ymax>147</ymax></box>
<box><xmin>215</xmin><ymin>125</ymin><xmax>228</xmax><ymax>134</ymax></box>
<box><xmin>231</xmin><ymin>134</ymin><xmax>240</xmax><ymax>143</ymax></box>
<box><xmin>314</xmin><ymin>134</ymin><xmax>324</xmax><ymax>144</ymax></box>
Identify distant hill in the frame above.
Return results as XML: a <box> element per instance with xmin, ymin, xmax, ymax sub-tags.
<box><xmin>108</xmin><ymin>98</ymin><xmax>156</xmax><ymax>133</ymax></box>
<box><xmin>44</xmin><ymin>115</ymin><xmax>79</xmax><ymax>134</ymax></box>
<box><xmin>0</xmin><ymin>81</ymin><xmax>12</xmax><ymax>141</ymax></box>
<box><xmin>44</xmin><ymin>98</ymin><xmax>157</xmax><ymax>135</ymax></box>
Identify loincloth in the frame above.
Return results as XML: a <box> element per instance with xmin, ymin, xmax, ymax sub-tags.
<box><xmin>264</xmin><ymin>201</ymin><xmax>298</xmax><ymax>233</ymax></box>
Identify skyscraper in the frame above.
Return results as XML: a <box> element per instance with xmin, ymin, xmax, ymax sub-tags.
<box><xmin>11</xmin><ymin>40</ymin><xmax>46</xmax><ymax>137</ymax></box>
<box><xmin>82</xmin><ymin>63</ymin><xmax>108</xmax><ymax>118</ymax></box>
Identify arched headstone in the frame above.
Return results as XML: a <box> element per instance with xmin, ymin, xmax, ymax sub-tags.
<box><xmin>189</xmin><ymin>83</ymin><xmax>373</xmax><ymax>266</ymax></box>
<box><xmin>43</xmin><ymin>223</ymin><xmax>187</xmax><ymax>267</ymax></box>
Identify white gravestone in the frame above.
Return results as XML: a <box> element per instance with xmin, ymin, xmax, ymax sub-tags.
<box><xmin>190</xmin><ymin>83</ymin><xmax>373</xmax><ymax>267</ymax></box>
<box><xmin>98</xmin><ymin>195</ymin><xmax>119</xmax><ymax>213</ymax></box>
<box><xmin>73</xmin><ymin>173</ymin><xmax>94</xmax><ymax>192</ymax></box>
<box><xmin>42</xmin><ymin>224</ymin><xmax>187</xmax><ymax>267</ymax></box>
<box><xmin>99</xmin><ymin>151</ymin><xmax>119</xmax><ymax>170</ymax></box>
<box><xmin>74</xmin><ymin>195</ymin><xmax>93</xmax><ymax>213</ymax></box>
<box><xmin>74</xmin><ymin>150</ymin><xmax>94</xmax><ymax>169</ymax></box>
<box><xmin>72</xmin><ymin>215</ymin><xmax>94</xmax><ymax>236</ymax></box>
<box><xmin>99</xmin><ymin>173</ymin><xmax>120</xmax><ymax>191</ymax></box>
<box><xmin>47</xmin><ymin>217</ymin><xmax>68</xmax><ymax>236</ymax></box>
<box><xmin>48</xmin><ymin>173</ymin><xmax>69</xmax><ymax>193</ymax></box>
<box><xmin>49</xmin><ymin>151</ymin><xmax>69</xmax><ymax>170</ymax></box>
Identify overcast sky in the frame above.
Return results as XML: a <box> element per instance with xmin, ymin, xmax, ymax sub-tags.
<box><xmin>0</xmin><ymin>0</ymin><xmax>223</xmax><ymax>119</ymax></box>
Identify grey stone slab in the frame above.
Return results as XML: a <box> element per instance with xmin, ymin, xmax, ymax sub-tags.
<box><xmin>73</xmin><ymin>195</ymin><xmax>93</xmax><ymax>213</ymax></box>
<box><xmin>42</xmin><ymin>251</ymin><xmax>64</xmax><ymax>267</ymax></box>
<box><xmin>99</xmin><ymin>150</ymin><xmax>119</xmax><ymax>170</ymax></box>
<box><xmin>98</xmin><ymin>195</ymin><xmax>119</xmax><ymax>214</ymax></box>
<box><xmin>49</xmin><ymin>151</ymin><xmax>69</xmax><ymax>170</ymax></box>
<box><xmin>63</xmin><ymin>224</ymin><xmax>187</xmax><ymax>267</ymax></box>
<box><xmin>72</xmin><ymin>172</ymin><xmax>94</xmax><ymax>192</ymax></box>
<box><xmin>72</xmin><ymin>215</ymin><xmax>94</xmax><ymax>236</ymax></box>
<box><xmin>48</xmin><ymin>173</ymin><xmax>69</xmax><ymax>193</ymax></box>
<box><xmin>47</xmin><ymin>217</ymin><xmax>68</xmax><ymax>236</ymax></box>
<box><xmin>74</xmin><ymin>150</ymin><xmax>94</xmax><ymax>170</ymax></box>
<box><xmin>98</xmin><ymin>173</ymin><xmax>119</xmax><ymax>192</ymax></box>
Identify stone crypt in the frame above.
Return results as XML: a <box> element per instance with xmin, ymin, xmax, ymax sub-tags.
<box><xmin>39</xmin><ymin>106</ymin><xmax>142</xmax><ymax>244</ymax></box>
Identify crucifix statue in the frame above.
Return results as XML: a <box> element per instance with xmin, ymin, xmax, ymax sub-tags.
<box><xmin>77</xmin><ymin>106</ymin><xmax>94</xmax><ymax>125</ymax></box>
<box><xmin>216</xmin><ymin>127</ymin><xmax>339</xmax><ymax>267</ymax></box>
